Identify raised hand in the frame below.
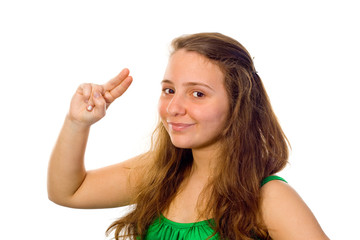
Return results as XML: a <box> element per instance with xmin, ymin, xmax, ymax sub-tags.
<box><xmin>68</xmin><ymin>68</ymin><xmax>133</xmax><ymax>127</ymax></box>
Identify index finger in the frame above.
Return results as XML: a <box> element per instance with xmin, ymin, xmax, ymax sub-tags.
<box><xmin>103</xmin><ymin>68</ymin><xmax>130</xmax><ymax>92</ymax></box>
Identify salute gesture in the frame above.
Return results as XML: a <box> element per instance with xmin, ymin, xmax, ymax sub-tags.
<box><xmin>48</xmin><ymin>68</ymin><xmax>136</xmax><ymax>209</ymax></box>
<box><xmin>68</xmin><ymin>68</ymin><xmax>133</xmax><ymax>127</ymax></box>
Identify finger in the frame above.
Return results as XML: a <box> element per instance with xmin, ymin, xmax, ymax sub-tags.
<box><xmin>92</xmin><ymin>84</ymin><xmax>105</xmax><ymax>96</ymax></box>
<box><xmin>103</xmin><ymin>75</ymin><xmax>133</xmax><ymax>104</ymax></box>
<box><xmin>103</xmin><ymin>68</ymin><xmax>130</xmax><ymax>92</ymax></box>
<box><xmin>86</xmin><ymin>84</ymin><xmax>104</xmax><ymax>111</ymax></box>
<box><xmin>92</xmin><ymin>90</ymin><xmax>107</xmax><ymax>116</ymax></box>
<box><xmin>76</xmin><ymin>83</ymin><xmax>92</xmax><ymax>103</ymax></box>
<box><xmin>82</xmin><ymin>84</ymin><xmax>92</xmax><ymax>103</ymax></box>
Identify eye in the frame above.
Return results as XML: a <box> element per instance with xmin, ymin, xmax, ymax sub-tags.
<box><xmin>192</xmin><ymin>91</ymin><xmax>205</xmax><ymax>98</ymax></box>
<box><xmin>163</xmin><ymin>88</ymin><xmax>175</xmax><ymax>94</ymax></box>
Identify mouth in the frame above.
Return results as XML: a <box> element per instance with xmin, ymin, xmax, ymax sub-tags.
<box><xmin>167</xmin><ymin>122</ymin><xmax>195</xmax><ymax>132</ymax></box>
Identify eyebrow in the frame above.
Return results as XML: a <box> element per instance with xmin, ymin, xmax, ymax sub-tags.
<box><xmin>161</xmin><ymin>79</ymin><xmax>215</xmax><ymax>92</ymax></box>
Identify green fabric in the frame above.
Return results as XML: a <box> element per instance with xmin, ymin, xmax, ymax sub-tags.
<box><xmin>261</xmin><ymin>175</ymin><xmax>287</xmax><ymax>187</ymax></box>
<box><xmin>144</xmin><ymin>175</ymin><xmax>287</xmax><ymax>240</ymax></box>
<box><xmin>144</xmin><ymin>214</ymin><xmax>218</xmax><ymax>240</ymax></box>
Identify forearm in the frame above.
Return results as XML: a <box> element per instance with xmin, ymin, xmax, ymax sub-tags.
<box><xmin>47</xmin><ymin>115</ymin><xmax>90</xmax><ymax>206</ymax></box>
<box><xmin>47</xmin><ymin>69</ymin><xmax>132</xmax><ymax>207</ymax></box>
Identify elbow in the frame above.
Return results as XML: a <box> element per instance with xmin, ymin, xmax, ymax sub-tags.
<box><xmin>47</xmin><ymin>194</ymin><xmax>76</xmax><ymax>208</ymax></box>
<box><xmin>47</xmin><ymin>191</ymin><xmax>60</xmax><ymax>205</ymax></box>
<box><xmin>47</xmin><ymin>191</ymin><xmax>66</xmax><ymax>207</ymax></box>
<box><xmin>47</xmin><ymin>187</ymin><xmax>73</xmax><ymax>208</ymax></box>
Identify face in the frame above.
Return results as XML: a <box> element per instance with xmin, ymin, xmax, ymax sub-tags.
<box><xmin>158</xmin><ymin>49</ymin><xmax>230</xmax><ymax>150</ymax></box>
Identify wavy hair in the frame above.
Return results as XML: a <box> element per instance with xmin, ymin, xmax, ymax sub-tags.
<box><xmin>107</xmin><ymin>33</ymin><xmax>289</xmax><ymax>240</ymax></box>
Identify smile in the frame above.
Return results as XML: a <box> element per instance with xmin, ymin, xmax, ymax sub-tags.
<box><xmin>167</xmin><ymin>122</ymin><xmax>195</xmax><ymax>132</ymax></box>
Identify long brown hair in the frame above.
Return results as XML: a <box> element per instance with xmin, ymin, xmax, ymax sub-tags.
<box><xmin>107</xmin><ymin>33</ymin><xmax>289</xmax><ymax>240</ymax></box>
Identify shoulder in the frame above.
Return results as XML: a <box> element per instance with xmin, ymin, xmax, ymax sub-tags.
<box><xmin>260</xmin><ymin>177</ymin><xmax>329</xmax><ymax>240</ymax></box>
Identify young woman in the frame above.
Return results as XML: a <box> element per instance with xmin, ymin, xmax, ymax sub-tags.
<box><xmin>48</xmin><ymin>33</ymin><xmax>329</xmax><ymax>240</ymax></box>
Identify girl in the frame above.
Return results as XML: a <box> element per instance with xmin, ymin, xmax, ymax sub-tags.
<box><xmin>48</xmin><ymin>33</ymin><xmax>329</xmax><ymax>239</ymax></box>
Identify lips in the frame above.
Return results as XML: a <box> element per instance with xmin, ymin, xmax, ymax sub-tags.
<box><xmin>167</xmin><ymin>122</ymin><xmax>195</xmax><ymax>131</ymax></box>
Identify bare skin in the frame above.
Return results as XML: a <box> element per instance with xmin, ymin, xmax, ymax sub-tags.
<box><xmin>261</xmin><ymin>180</ymin><xmax>329</xmax><ymax>239</ymax></box>
<box><xmin>47</xmin><ymin>68</ymin><xmax>144</xmax><ymax>208</ymax></box>
<box><xmin>48</xmin><ymin>54</ymin><xmax>329</xmax><ymax>239</ymax></box>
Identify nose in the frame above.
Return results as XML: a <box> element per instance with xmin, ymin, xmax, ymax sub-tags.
<box><xmin>167</xmin><ymin>94</ymin><xmax>186</xmax><ymax>116</ymax></box>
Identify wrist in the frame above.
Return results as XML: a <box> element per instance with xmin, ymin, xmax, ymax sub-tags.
<box><xmin>65</xmin><ymin>114</ymin><xmax>91</xmax><ymax>132</ymax></box>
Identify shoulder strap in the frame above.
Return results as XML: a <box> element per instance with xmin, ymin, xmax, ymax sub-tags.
<box><xmin>261</xmin><ymin>175</ymin><xmax>287</xmax><ymax>187</ymax></box>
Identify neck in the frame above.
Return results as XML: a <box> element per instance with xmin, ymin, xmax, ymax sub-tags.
<box><xmin>191</xmin><ymin>143</ymin><xmax>221</xmax><ymax>178</ymax></box>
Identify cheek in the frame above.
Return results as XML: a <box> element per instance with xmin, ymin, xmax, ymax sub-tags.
<box><xmin>193</xmin><ymin>104</ymin><xmax>229</xmax><ymax>124</ymax></box>
<box><xmin>158</xmin><ymin>98</ymin><xmax>167</xmax><ymax>119</ymax></box>
<box><xmin>204</xmin><ymin>107</ymin><xmax>229</xmax><ymax>130</ymax></box>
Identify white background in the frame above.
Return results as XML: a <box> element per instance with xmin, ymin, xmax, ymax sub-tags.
<box><xmin>0</xmin><ymin>0</ymin><xmax>359</xmax><ymax>239</ymax></box>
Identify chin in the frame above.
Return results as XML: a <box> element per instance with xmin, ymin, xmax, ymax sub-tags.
<box><xmin>169</xmin><ymin>136</ymin><xmax>195</xmax><ymax>149</ymax></box>
<box><xmin>170</xmin><ymin>140</ymin><xmax>193</xmax><ymax>149</ymax></box>
<box><xmin>169</xmin><ymin>137</ymin><xmax>215</xmax><ymax>150</ymax></box>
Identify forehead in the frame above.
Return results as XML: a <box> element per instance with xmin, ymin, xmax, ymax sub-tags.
<box><xmin>164</xmin><ymin>49</ymin><xmax>224</xmax><ymax>87</ymax></box>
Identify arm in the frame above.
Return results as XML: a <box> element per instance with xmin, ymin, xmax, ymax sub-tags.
<box><xmin>260</xmin><ymin>180</ymin><xmax>329</xmax><ymax>240</ymax></box>
<box><xmin>47</xmin><ymin>68</ymin><xmax>140</xmax><ymax>209</ymax></box>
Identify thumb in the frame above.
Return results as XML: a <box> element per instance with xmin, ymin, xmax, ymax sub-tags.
<box><xmin>91</xmin><ymin>91</ymin><xmax>107</xmax><ymax>117</ymax></box>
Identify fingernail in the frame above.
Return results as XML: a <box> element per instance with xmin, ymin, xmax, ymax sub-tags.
<box><xmin>87</xmin><ymin>105</ymin><xmax>93</xmax><ymax>111</ymax></box>
<box><xmin>94</xmin><ymin>92</ymin><xmax>100</xmax><ymax>98</ymax></box>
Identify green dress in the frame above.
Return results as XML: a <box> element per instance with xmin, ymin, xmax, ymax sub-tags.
<box><xmin>144</xmin><ymin>176</ymin><xmax>287</xmax><ymax>240</ymax></box>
